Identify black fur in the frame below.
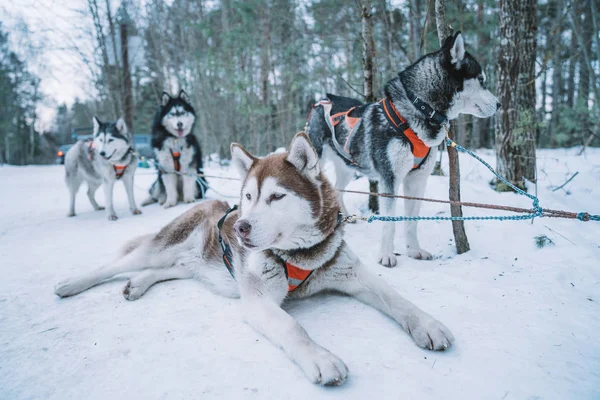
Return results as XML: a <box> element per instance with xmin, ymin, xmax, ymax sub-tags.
<box><xmin>145</xmin><ymin>91</ymin><xmax>207</xmax><ymax>204</ymax></box>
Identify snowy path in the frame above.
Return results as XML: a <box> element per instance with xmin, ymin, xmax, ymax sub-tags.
<box><xmin>1</xmin><ymin>149</ymin><xmax>599</xmax><ymax>399</ymax></box>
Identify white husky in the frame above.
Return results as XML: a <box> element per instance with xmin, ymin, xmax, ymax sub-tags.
<box><xmin>54</xmin><ymin>132</ymin><xmax>453</xmax><ymax>386</ymax></box>
<box><xmin>64</xmin><ymin>117</ymin><xmax>141</xmax><ymax>221</ymax></box>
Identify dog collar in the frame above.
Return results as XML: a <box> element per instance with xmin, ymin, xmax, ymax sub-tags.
<box><xmin>403</xmin><ymin>86</ymin><xmax>449</xmax><ymax>127</ymax></box>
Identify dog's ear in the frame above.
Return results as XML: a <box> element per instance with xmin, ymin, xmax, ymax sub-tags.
<box><xmin>161</xmin><ymin>92</ymin><xmax>171</xmax><ymax>106</ymax></box>
<box><xmin>231</xmin><ymin>143</ymin><xmax>256</xmax><ymax>178</ymax></box>
<box><xmin>287</xmin><ymin>132</ymin><xmax>320</xmax><ymax>179</ymax></box>
<box><xmin>179</xmin><ymin>89</ymin><xmax>190</xmax><ymax>104</ymax></box>
<box><xmin>115</xmin><ymin>118</ymin><xmax>128</xmax><ymax>135</ymax></box>
<box><xmin>92</xmin><ymin>116</ymin><xmax>101</xmax><ymax>135</ymax></box>
<box><xmin>445</xmin><ymin>31</ymin><xmax>465</xmax><ymax>65</ymax></box>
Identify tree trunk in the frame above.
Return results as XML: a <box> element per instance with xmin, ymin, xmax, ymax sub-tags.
<box><xmin>566</xmin><ymin>32</ymin><xmax>577</xmax><ymax>108</ymax></box>
<box><xmin>362</xmin><ymin>1</ymin><xmax>376</xmax><ymax>103</ymax></box>
<box><xmin>361</xmin><ymin>0</ymin><xmax>380</xmax><ymax>214</ymax></box>
<box><xmin>495</xmin><ymin>0</ymin><xmax>537</xmax><ymax>191</ymax></box>
<box><xmin>260</xmin><ymin>5</ymin><xmax>271</xmax><ymax>153</ymax></box>
<box><xmin>549</xmin><ymin>0</ymin><xmax>563</xmax><ymax>148</ymax></box>
<box><xmin>409</xmin><ymin>0</ymin><xmax>421</xmax><ymax>61</ymax></box>
<box><xmin>435</xmin><ymin>0</ymin><xmax>469</xmax><ymax>254</ymax></box>
<box><xmin>473</xmin><ymin>0</ymin><xmax>490</xmax><ymax>149</ymax></box>
<box><xmin>120</xmin><ymin>20</ymin><xmax>134</xmax><ymax>135</ymax></box>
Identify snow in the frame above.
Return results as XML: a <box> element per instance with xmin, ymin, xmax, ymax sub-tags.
<box><xmin>1</xmin><ymin>148</ymin><xmax>599</xmax><ymax>400</ymax></box>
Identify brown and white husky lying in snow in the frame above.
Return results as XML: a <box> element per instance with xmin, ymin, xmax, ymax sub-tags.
<box><xmin>54</xmin><ymin>132</ymin><xmax>453</xmax><ymax>386</ymax></box>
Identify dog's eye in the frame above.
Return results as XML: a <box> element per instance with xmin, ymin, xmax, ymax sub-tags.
<box><xmin>108</xmin><ymin>138</ymin><xmax>114</xmax><ymax>143</ymax></box>
<box><xmin>268</xmin><ymin>193</ymin><xmax>286</xmax><ymax>204</ymax></box>
<box><xmin>245</xmin><ymin>193</ymin><xmax>251</xmax><ymax>201</ymax></box>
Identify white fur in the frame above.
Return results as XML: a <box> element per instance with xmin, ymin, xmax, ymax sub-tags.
<box><xmin>321</xmin><ymin>145</ymin><xmax>354</xmax><ymax>215</ymax></box>
<box><xmin>93</xmin><ymin>131</ymin><xmax>130</xmax><ymax>163</ymax></box>
<box><xmin>161</xmin><ymin>106</ymin><xmax>195</xmax><ymax>138</ymax></box>
<box><xmin>92</xmin><ymin>116</ymin><xmax>101</xmax><ymax>135</ymax></box>
<box><xmin>287</xmin><ymin>134</ymin><xmax>320</xmax><ymax>180</ymax></box>
<box><xmin>450</xmin><ymin>33</ymin><xmax>465</xmax><ymax>64</ymax></box>
<box><xmin>239</xmin><ymin>177</ymin><xmax>320</xmax><ymax>251</ymax></box>
<box><xmin>155</xmin><ymin>137</ymin><xmax>197</xmax><ymax>207</ymax></box>
<box><xmin>231</xmin><ymin>143</ymin><xmax>256</xmax><ymax>178</ymax></box>
<box><xmin>447</xmin><ymin>78</ymin><xmax>499</xmax><ymax>119</ymax></box>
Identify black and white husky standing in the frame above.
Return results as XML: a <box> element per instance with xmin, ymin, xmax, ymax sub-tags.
<box><xmin>54</xmin><ymin>132</ymin><xmax>454</xmax><ymax>386</ymax></box>
<box><xmin>142</xmin><ymin>90</ymin><xmax>206</xmax><ymax>208</ymax></box>
<box><xmin>306</xmin><ymin>32</ymin><xmax>500</xmax><ymax>267</ymax></box>
<box><xmin>64</xmin><ymin>117</ymin><xmax>141</xmax><ymax>221</ymax></box>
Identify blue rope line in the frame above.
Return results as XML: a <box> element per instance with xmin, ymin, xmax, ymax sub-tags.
<box><xmin>148</xmin><ymin>158</ymin><xmax>237</xmax><ymax>199</ymax></box>
<box><xmin>368</xmin><ymin>138</ymin><xmax>540</xmax><ymax>223</ymax></box>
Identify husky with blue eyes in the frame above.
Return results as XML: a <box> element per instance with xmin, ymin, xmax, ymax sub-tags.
<box><xmin>55</xmin><ymin>132</ymin><xmax>453</xmax><ymax>386</ymax></box>
<box><xmin>64</xmin><ymin>117</ymin><xmax>141</xmax><ymax>221</ymax></box>
<box><xmin>142</xmin><ymin>90</ymin><xmax>206</xmax><ymax>208</ymax></box>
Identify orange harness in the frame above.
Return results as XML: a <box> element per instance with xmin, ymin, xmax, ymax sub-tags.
<box><xmin>217</xmin><ymin>205</ymin><xmax>313</xmax><ymax>293</ymax></box>
<box><xmin>323</xmin><ymin>97</ymin><xmax>431</xmax><ymax>170</ymax></box>
<box><xmin>113</xmin><ymin>164</ymin><xmax>127</xmax><ymax>179</ymax></box>
<box><xmin>380</xmin><ymin>97</ymin><xmax>431</xmax><ymax>169</ymax></box>
<box><xmin>284</xmin><ymin>262</ymin><xmax>313</xmax><ymax>292</ymax></box>
<box><xmin>170</xmin><ymin>150</ymin><xmax>181</xmax><ymax>172</ymax></box>
<box><xmin>330</xmin><ymin>107</ymin><xmax>362</xmax><ymax>155</ymax></box>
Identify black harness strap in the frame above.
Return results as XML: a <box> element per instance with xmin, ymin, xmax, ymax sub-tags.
<box><xmin>217</xmin><ymin>204</ymin><xmax>238</xmax><ymax>279</ymax></box>
<box><xmin>381</xmin><ymin>97</ymin><xmax>410</xmax><ymax>132</ymax></box>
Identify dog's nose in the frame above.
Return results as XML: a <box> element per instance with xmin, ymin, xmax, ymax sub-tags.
<box><xmin>234</xmin><ymin>220</ymin><xmax>252</xmax><ymax>238</ymax></box>
<box><xmin>99</xmin><ymin>151</ymin><xmax>106</xmax><ymax>156</ymax></box>
<box><xmin>496</xmin><ymin>102</ymin><xmax>502</xmax><ymax>111</ymax></box>
<box><xmin>177</xmin><ymin>122</ymin><xmax>183</xmax><ymax>129</ymax></box>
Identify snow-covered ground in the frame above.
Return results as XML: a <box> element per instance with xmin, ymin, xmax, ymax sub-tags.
<box><xmin>1</xmin><ymin>148</ymin><xmax>599</xmax><ymax>400</ymax></box>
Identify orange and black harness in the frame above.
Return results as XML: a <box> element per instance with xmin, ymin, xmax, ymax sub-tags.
<box><xmin>217</xmin><ymin>205</ymin><xmax>343</xmax><ymax>293</ymax></box>
<box><xmin>170</xmin><ymin>150</ymin><xmax>181</xmax><ymax>172</ymax></box>
<box><xmin>315</xmin><ymin>89</ymin><xmax>448</xmax><ymax>170</ymax></box>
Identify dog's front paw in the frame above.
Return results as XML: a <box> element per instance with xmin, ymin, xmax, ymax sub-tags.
<box><xmin>131</xmin><ymin>208</ymin><xmax>142</xmax><ymax>215</ymax></box>
<box><xmin>123</xmin><ymin>280</ymin><xmax>143</xmax><ymax>301</ymax></box>
<box><xmin>296</xmin><ymin>345</ymin><xmax>348</xmax><ymax>386</ymax></box>
<box><xmin>409</xmin><ymin>316</ymin><xmax>454</xmax><ymax>351</ymax></box>
<box><xmin>107</xmin><ymin>214</ymin><xmax>118</xmax><ymax>221</ymax></box>
<box><xmin>378</xmin><ymin>252</ymin><xmax>397</xmax><ymax>268</ymax></box>
<box><xmin>407</xmin><ymin>247</ymin><xmax>433</xmax><ymax>260</ymax></box>
<box><xmin>67</xmin><ymin>212</ymin><xmax>75</xmax><ymax>217</ymax></box>
<box><xmin>94</xmin><ymin>206</ymin><xmax>105</xmax><ymax>211</ymax></box>
<box><xmin>163</xmin><ymin>199</ymin><xmax>177</xmax><ymax>209</ymax></box>
<box><xmin>54</xmin><ymin>279</ymin><xmax>82</xmax><ymax>298</ymax></box>
<box><xmin>183</xmin><ymin>197</ymin><xmax>196</xmax><ymax>204</ymax></box>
